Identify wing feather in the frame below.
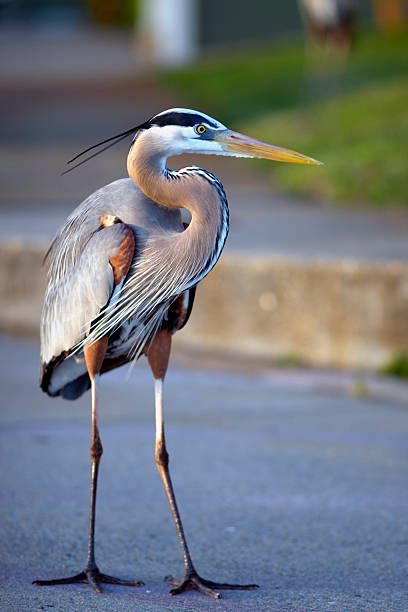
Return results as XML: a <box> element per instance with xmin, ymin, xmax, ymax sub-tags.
<box><xmin>41</xmin><ymin>224</ymin><xmax>134</xmax><ymax>364</ymax></box>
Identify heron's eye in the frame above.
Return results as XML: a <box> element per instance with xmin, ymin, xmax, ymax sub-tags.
<box><xmin>195</xmin><ymin>124</ymin><xmax>207</xmax><ymax>135</ymax></box>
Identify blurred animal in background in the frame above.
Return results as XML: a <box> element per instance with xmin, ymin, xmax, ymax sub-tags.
<box><xmin>34</xmin><ymin>108</ymin><xmax>320</xmax><ymax>599</ymax></box>
<box><xmin>299</xmin><ymin>0</ymin><xmax>358</xmax><ymax>50</ymax></box>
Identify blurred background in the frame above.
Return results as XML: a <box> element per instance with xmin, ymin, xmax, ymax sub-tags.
<box><xmin>1</xmin><ymin>0</ymin><xmax>408</xmax><ymax>375</ymax></box>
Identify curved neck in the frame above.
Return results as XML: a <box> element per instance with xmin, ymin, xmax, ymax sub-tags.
<box><xmin>127</xmin><ymin>132</ymin><xmax>171</xmax><ymax>208</ymax></box>
<box><xmin>127</xmin><ymin>130</ymin><xmax>226</xmax><ymax>229</ymax></box>
<box><xmin>127</xmin><ymin>130</ymin><xmax>229</xmax><ymax>284</ymax></box>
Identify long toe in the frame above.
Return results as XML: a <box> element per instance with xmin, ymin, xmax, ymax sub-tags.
<box><xmin>33</xmin><ymin>568</ymin><xmax>143</xmax><ymax>593</ymax></box>
<box><xmin>33</xmin><ymin>572</ymin><xmax>87</xmax><ymax>587</ymax></box>
<box><xmin>198</xmin><ymin>577</ymin><xmax>259</xmax><ymax>591</ymax></box>
<box><xmin>85</xmin><ymin>570</ymin><xmax>102</xmax><ymax>594</ymax></box>
<box><xmin>165</xmin><ymin>572</ymin><xmax>258</xmax><ymax>599</ymax></box>
<box><xmin>98</xmin><ymin>573</ymin><xmax>144</xmax><ymax>587</ymax></box>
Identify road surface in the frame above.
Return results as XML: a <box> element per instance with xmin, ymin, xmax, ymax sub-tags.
<box><xmin>0</xmin><ymin>335</ymin><xmax>407</xmax><ymax>611</ymax></box>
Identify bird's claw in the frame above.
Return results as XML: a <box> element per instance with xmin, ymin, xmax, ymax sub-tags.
<box><xmin>165</xmin><ymin>572</ymin><xmax>258</xmax><ymax>599</ymax></box>
<box><xmin>33</xmin><ymin>567</ymin><xmax>143</xmax><ymax>594</ymax></box>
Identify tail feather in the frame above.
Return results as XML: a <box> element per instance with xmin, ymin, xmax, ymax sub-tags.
<box><xmin>40</xmin><ymin>353</ymin><xmax>90</xmax><ymax>400</ymax></box>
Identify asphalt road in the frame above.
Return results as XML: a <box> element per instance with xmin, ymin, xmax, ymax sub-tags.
<box><xmin>0</xmin><ymin>335</ymin><xmax>407</xmax><ymax>611</ymax></box>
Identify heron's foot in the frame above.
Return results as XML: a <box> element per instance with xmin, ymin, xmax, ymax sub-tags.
<box><xmin>33</xmin><ymin>567</ymin><xmax>144</xmax><ymax>594</ymax></box>
<box><xmin>165</xmin><ymin>571</ymin><xmax>259</xmax><ymax>599</ymax></box>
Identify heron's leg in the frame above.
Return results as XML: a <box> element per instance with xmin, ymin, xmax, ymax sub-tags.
<box><xmin>148</xmin><ymin>330</ymin><xmax>258</xmax><ymax>600</ymax></box>
<box><xmin>34</xmin><ymin>336</ymin><xmax>143</xmax><ymax>593</ymax></box>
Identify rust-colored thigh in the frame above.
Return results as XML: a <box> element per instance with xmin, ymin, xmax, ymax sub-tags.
<box><xmin>84</xmin><ymin>335</ymin><xmax>109</xmax><ymax>379</ymax></box>
<box><xmin>147</xmin><ymin>329</ymin><xmax>172</xmax><ymax>380</ymax></box>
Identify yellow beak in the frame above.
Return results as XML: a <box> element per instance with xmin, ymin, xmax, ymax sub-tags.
<box><xmin>216</xmin><ymin>130</ymin><xmax>323</xmax><ymax>165</ymax></box>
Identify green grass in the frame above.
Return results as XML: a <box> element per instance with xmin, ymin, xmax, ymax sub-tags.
<box><xmin>159</xmin><ymin>31</ymin><xmax>408</xmax><ymax>206</ymax></box>
<box><xmin>159</xmin><ymin>40</ymin><xmax>307</xmax><ymax>125</ymax></box>
<box><xmin>247</xmin><ymin>78</ymin><xmax>408</xmax><ymax>206</ymax></box>
<box><xmin>379</xmin><ymin>352</ymin><xmax>408</xmax><ymax>380</ymax></box>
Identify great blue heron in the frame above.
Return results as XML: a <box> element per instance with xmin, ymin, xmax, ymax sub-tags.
<box><xmin>34</xmin><ymin>108</ymin><xmax>321</xmax><ymax>599</ymax></box>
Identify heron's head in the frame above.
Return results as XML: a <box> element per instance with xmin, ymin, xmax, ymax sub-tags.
<box><xmin>64</xmin><ymin>107</ymin><xmax>322</xmax><ymax>174</ymax></box>
<box><xmin>136</xmin><ymin>108</ymin><xmax>322</xmax><ymax>165</ymax></box>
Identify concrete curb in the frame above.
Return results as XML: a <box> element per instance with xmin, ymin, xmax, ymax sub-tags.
<box><xmin>1</xmin><ymin>241</ymin><xmax>407</xmax><ymax>369</ymax></box>
<box><xmin>178</xmin><ymin>254</ymin><xmax>408</xmax><ymax>368</ymax></box>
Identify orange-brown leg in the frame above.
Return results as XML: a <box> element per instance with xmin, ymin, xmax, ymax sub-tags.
<box><xmin>148</xmin><ymin>330</ymin><xmax>258</xmax><ymax>599</ymax></box>
<box><xmin>34</xmin><ymin>336</ymin><xmax>143</xmax><ymax>593</ymax></box>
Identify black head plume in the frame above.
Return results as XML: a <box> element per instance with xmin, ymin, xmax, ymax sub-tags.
<box><xmin>61</xmin><ymin>108</ymin><xmax>219</xmax><ymax>175</ymax></box>
<box><xmin>62</xmin><ymin>121</ymin><xmax>150</xmax><ymax>175</ymax></box>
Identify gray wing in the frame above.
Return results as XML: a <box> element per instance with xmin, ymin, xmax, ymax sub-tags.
<box><xmin>41</xmin><ymin>224</ymin><xmax>131</xmax><ymax>364</ymax></box>
<box><xmin>45</xmin><ymin>178</ymin><xmax>183</xmax><ymax>288</ymax></box>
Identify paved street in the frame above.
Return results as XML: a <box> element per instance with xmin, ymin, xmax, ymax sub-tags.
<box><xmin>0</xmin><ymin>335</ymin><xmax>407</xmax><ymax>611</ymax></box>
